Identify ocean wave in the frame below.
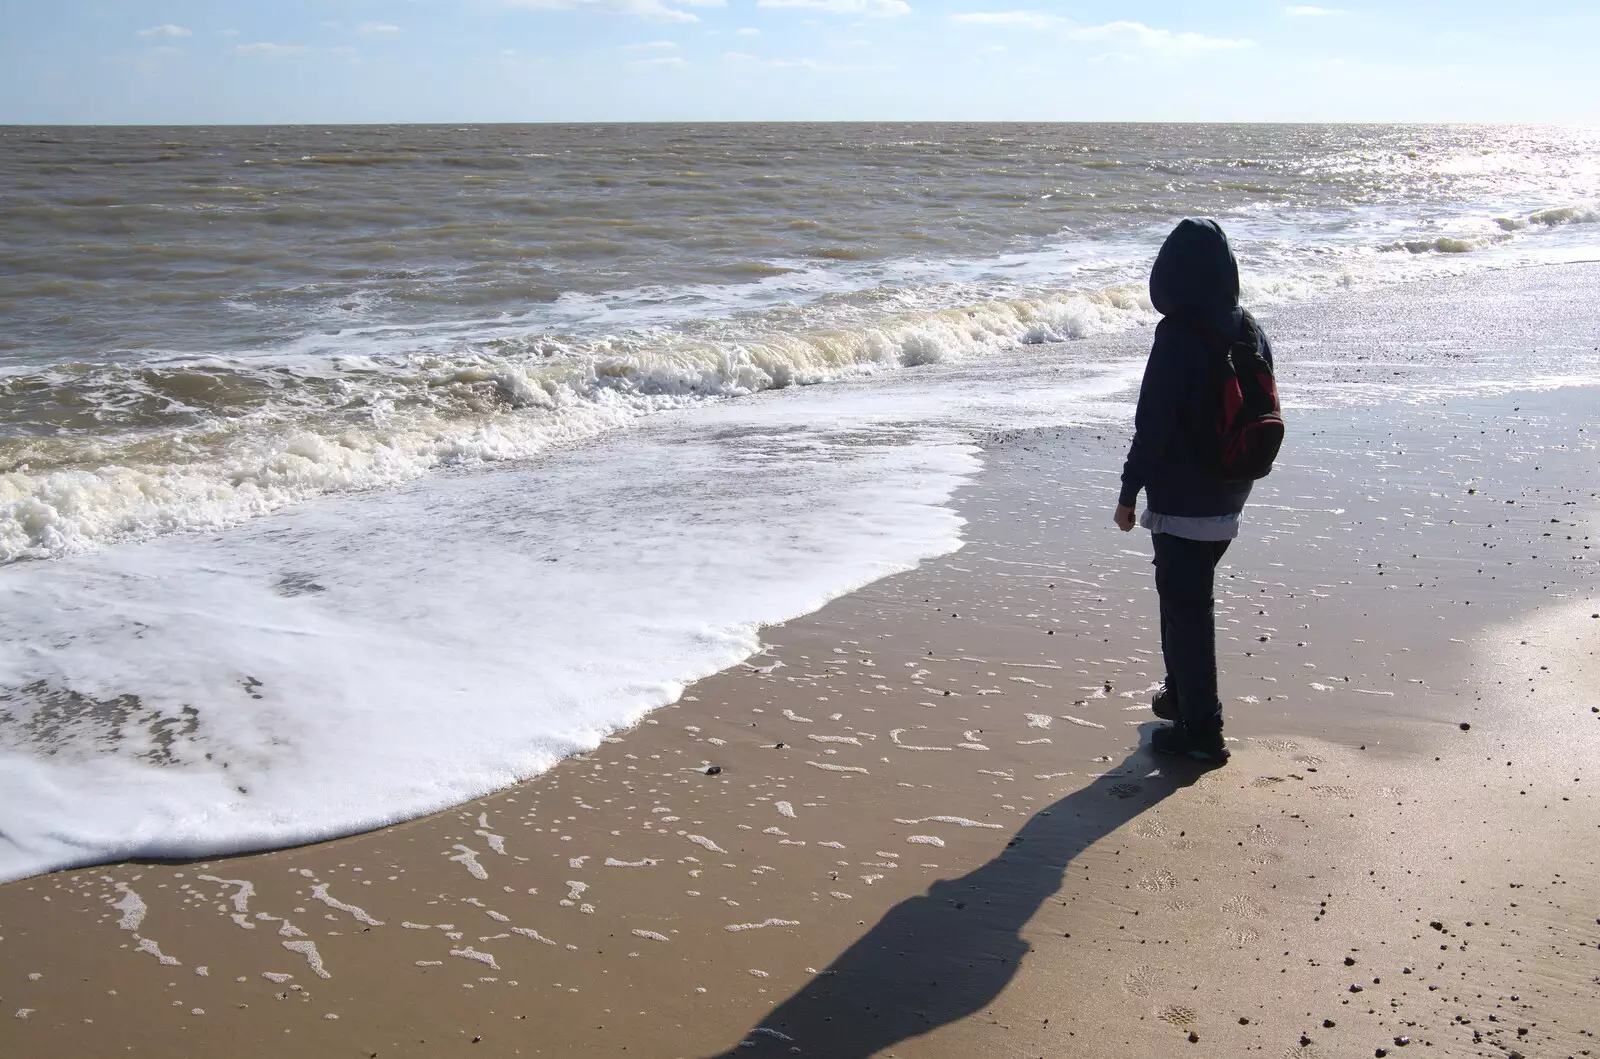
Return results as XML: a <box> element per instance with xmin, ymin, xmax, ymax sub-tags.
<box><xmin>0</xmin><ymin>285</ymin><xmax>1151</xmax><ymax>563</ymax></box>
<box><xmin>1528</xmin><ymin>204</ymin><xmax>1600</xmax><ymax>227</ymax></box>
<box><xmin>1496</xmin><ymin>203</ymin><xmax>1600</xmax><ymax>231</ymax></box>
<box><xmin>1387</xmin><ymin>232</ymin><xmax>1511</xmax><ymax>255</ymax></box>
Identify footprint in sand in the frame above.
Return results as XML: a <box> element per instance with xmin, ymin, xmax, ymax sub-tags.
<box><xmin>1249</xmin><ymin>775</ymin><xmax>1287</xmax><ymax>788</ymax></box>
<box><xmin>1257</xmin><ymin>738</ymin><xmax>1300</xmax><ymax>753</ymax></box>
<box><xmin>1293</xmin><ymin>754</ymin><xmax>1325</xmax><ymax>767</ymax></box>
<box><xmin>1131</xmin><ymin>818</ymin><xmax>1168</xmax><ymax>839</ymax></box>
<box><xmin>1225</xmin><ymin>925</ymin><xmax>1261</xmax><ymax>945</ymax></box>
<box><xmin>1121</xmin><ymin>964</ymin><xmax>1159</xmax><ymax>998</ymax></box>
<box><xmin>1310</xmin><ymin>785</ymin><xmax>1356</xmax><ymax>800</ymax></box>
<box><xmin>1222</xmin><ymin>894</ymin><xmax>1265</xmax><ymax>919</ymax></box>
<box><xmin>1242</xmin><ymin>825</ymin><xmax>1279</xmax><ymax>848</ymax></box>
<box><xmin>1156</xmin><ymin>1005</ymin><xmax>1198</xmax><ymax>1027</ymax></box>
<box><xmin>1136</xmin><ymin>869</ymin><xmax>1177</xmax><ymax>893</ymax></box>
<box><xmin>1108</xmin><ymin>782</ymin><xmax>1143</xmax><ymax>800</ymax></box>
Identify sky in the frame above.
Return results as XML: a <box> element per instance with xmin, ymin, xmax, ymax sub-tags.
<box><xmin>1</xmin><ymin>1</ymin><xmax>1597</xmax><ymax>124</ymax></box>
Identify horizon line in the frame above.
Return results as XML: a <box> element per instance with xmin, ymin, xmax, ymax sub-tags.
<box><xmin>4</xmin><ymin>118</ymin><xmax>1592</xmax><ymax>129</ymax></box>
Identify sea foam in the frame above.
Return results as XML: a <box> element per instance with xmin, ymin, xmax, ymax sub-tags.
<box><xmin>0</xmin><ymin>391</ymin><xmax>975</xmax><ymax>882</ymax></box>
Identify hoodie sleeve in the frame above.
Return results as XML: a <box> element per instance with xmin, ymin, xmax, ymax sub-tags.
<box><xmin>1118</xmin><ymin>321</ymin><xmax>1185</xmax><ymax>509</ymax></box>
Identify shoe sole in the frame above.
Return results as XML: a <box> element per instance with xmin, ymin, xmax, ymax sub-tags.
<box><xmin>1150</xmin><ymin>735</ymin><xmax>1230</xmax><ymax>767</ymax></box>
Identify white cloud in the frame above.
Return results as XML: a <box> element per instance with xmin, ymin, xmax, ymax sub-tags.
<box><xmin>950</xmin><ymin>11</ymin><xmax>1061</xmax><ymax>29</ymax></box>
<box><xmin>501</xmin><ymin>0</ymin><xmax>722</xmax><ymax>21</ymax></box>
<box><xmin>358</xmin><ymin>22</ymin><xmax>402</xmax><ymax>35</ymax></box>
<box><xmin>757</xmin><ymin>0</ymin><xmax>911</xmax><ymax>17</ymax></box>
<box><xmin>621</xmin><ymin>39</ymin><xmax>679</xmax><ymax>49</ymax></box>
<box><xmin>630</xmin><ymin>55</ymin><xmax>688</xmax><ymax>66</ymax></box>
<box><xmin>234</xmin><ymin>42</ymin><xmax>312</xmax><ymax>57</ymax></box>
<box><xmin>1285</xmin><ymin>5</ymin><xmax>1346</xmax><ymax>15</ymax></box>
<box><xmin>136</xmin><ymin>24</ymin><xmax>192</xmax><ymax>38</ymax></box>
<box><xmin>950</xmin><ymin>14</ymin><xmax>1253</xmax><ymax>52</ymax></box>
<box><xmin>735</xmin><ymin>26</ymin><xmax>761</xmax><ymax>35</ymax></box>
<box><xmin>1068</xmin><ymin>21</ymin><xmax>1253</xmax><ymax>54</ymax></box>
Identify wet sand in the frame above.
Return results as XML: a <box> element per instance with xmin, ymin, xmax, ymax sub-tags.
<box><xmin>4</xmin><ymin>301</ymin><xmax>1600</xmax><ymax>1056</ymax></box>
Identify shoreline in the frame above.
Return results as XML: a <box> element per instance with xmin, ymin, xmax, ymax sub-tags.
<box><xmin>3</xmin><ymin>376</ymin><xmax>1597</xmax><ymax>1057</ymax></box>
<box><xmin>6</xmin><ymin>260</ymin><xmax>1600</xmax><ymax>887</ymax></box>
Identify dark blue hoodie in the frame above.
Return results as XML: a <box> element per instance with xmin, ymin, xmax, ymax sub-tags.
<box><xmin>1117</xmin><ymin>218</ymin><xmax>1274</xmax><ymax>517</ymax></box>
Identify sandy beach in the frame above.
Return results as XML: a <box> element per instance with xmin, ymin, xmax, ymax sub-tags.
<box><xmin>3</xmin><ymin>268</ymin><xmax>1599</xmax><ymax>1058</ymax></box>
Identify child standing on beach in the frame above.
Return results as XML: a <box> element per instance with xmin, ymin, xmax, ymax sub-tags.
<box><xmin>1114</xmin><ymin>218</ymin><xmax>1278</xmax><ymax>765</ymax></box>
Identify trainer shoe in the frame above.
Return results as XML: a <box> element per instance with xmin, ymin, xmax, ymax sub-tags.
<box><xmin>1151</xmin><ymin>681</ymin><xmax>1179</xmax><ymax>721</ymax></box>
<box><xmin>1150</xmin><ymin>722</ymin><xmax>1230</xmax><ymax>766</ymax></box>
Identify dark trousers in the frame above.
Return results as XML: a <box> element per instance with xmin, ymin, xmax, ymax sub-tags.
<box><xmin>1152</xmin><ymin>533</ymin><xmax>1231</xmax><ymax>733</ymax></box>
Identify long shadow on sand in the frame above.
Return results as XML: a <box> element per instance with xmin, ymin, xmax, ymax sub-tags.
<box><xmin>706</xmin><ymin>737</ymin><xmax>1202</xmax><ymax>1057</ymax></box>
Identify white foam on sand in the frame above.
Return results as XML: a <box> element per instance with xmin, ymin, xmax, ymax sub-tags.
<box><xmin>893</xmin><ymin>816</ymin><xmax>1002</xmax><ymax>829</ymax></box>
<box><xmin>725</xmin><ymin>918</ymin><xmax>800</xmax><ymax>932</ymax></box>
<box><xmin>310</xmin><ymin>883</ymin><xmax>383</xmax><ymax>926</ymax></box>
<box><xmin>112</xmin><ymin>883</ymin><xmax>147</xmax><ymax>931</ymax></box>
<box><xmin>0</xmin><ymin>389</ymin><xmax>977</xmax><ymax>882</ymax></box>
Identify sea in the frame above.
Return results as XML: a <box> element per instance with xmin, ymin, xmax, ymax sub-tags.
<box><xmin>3</xmin><ymin>123</ymin><xmax>1599</xmax><ymax>882</ymax></box>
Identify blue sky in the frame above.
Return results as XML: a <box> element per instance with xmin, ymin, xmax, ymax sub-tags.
<box><xmin>2</xmin><ymin>1</ymin><xmax>1596</xmax><ymax>123</ymax></box>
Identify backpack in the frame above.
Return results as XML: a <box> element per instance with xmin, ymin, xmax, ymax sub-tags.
<box><xmin>1190</xmin><ymin>311</ymin><xmax>1283</xmax><ymax>481</ymax></box>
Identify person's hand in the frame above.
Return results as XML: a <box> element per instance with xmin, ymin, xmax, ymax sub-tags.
<box><xmin>1114</xmin><ymin>504</ymin><xmax>1136</xmax><ymax>532</ymax></box>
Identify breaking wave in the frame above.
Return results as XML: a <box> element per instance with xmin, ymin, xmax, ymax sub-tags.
<box><xmin>1</xmin><ymin>285</ymin><xmax>1151</xmax><ymax>562</ymax></box>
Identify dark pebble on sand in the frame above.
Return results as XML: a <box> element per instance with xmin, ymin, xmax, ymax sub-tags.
<box><xmin>1324</xmin><ymin>1019</ymin><xmax>1337</xmax><ymax>1028</ymax></box>
<box><xmin>1188</xmin><ymin>1031</ymin><xmax>1200</xmax><ymax>1044</ymax></box>
<box><xmin>705</xmin><ymin>766</ymin><xmax>722</xmax><ymax>775</ymax></box>
<box><xmin>1344</xmin><ymin>956</ymin><xmax>1356</xmax><ymax>966</ymax></box>
<box><xmin>1459</xmin><ymin>722</ymin><xmax>1471</xmax><ymax>730</ymax></box>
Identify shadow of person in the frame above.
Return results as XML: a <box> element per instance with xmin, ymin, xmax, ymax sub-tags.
<box><xmin>705</xmin><ymin>737</ymin><xmax>1204</xmax><ymax>1057</ymax></box>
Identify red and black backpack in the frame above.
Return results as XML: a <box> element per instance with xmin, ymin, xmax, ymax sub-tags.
<box><xmin>1191</xmin><ymin>311</ymin><xmax>1284</xmax><ymax>481</ymax></box>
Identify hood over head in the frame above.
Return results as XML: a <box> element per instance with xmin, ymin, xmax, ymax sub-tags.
<box><xmin>1149</xmin><ymin>218</ymin><xmax>1241</xmax><ymax>324</ymax></box>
